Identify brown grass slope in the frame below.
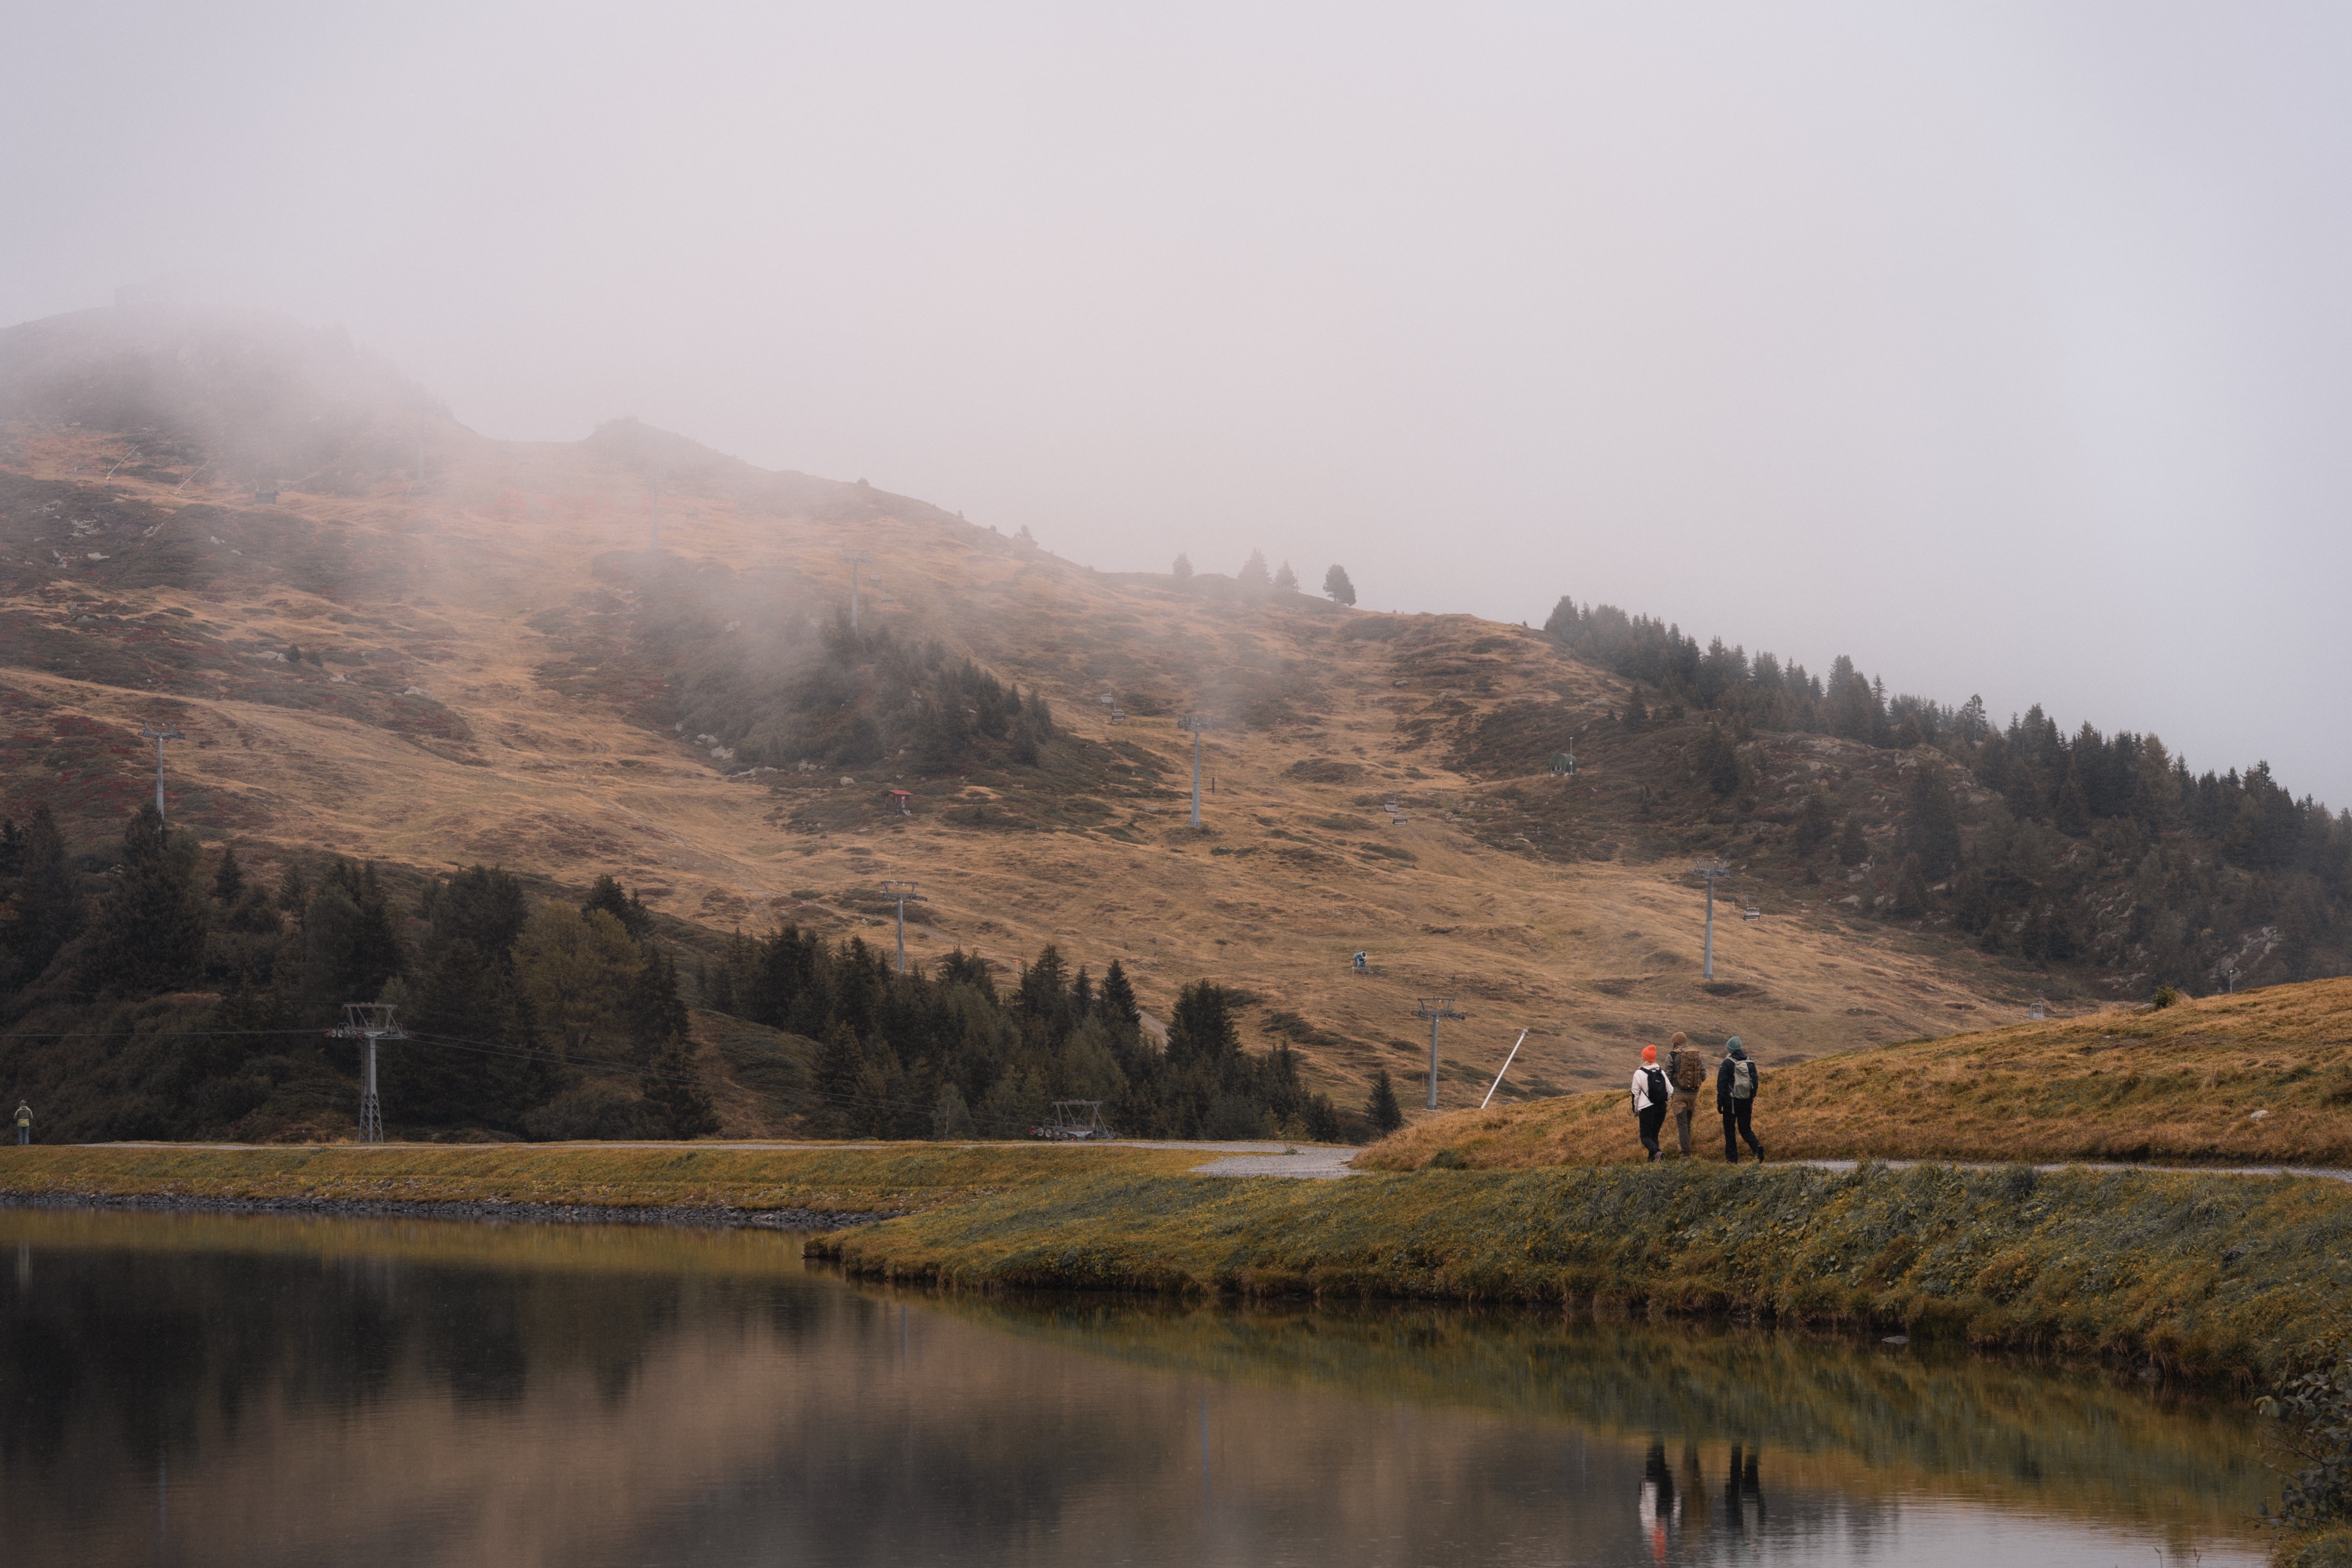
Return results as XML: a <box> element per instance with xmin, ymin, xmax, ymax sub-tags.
<box><xmin>0</xmin><ymin>305</ymin><xmax>2223</xmax><ymax>1127</ymax></box>
<box><xmin>1358</xmin><ymin>976</ymin><xmax>2352</xmax><ymax>1169</ymax></box>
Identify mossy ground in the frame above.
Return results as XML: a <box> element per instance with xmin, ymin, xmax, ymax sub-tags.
<box><xmin>810</xmin><ymin>1159</ymin><xmax>2352</xmax><ymax>1384</ymax></box>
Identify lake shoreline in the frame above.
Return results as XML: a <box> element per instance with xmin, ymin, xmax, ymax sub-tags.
<box><xmin>808</xmin><ymin>1161</ymin><xmax>2352</xmax><ymax>1387</ymax></box>
<box><xmin>0</xmin><ymin>1189</ymin><xmax>886</xmax><ymax>1230</ymax></box>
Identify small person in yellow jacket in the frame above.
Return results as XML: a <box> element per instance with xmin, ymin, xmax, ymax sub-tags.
<box><xmin>13</xmin><ymin>1101</ymin><xmax>29</xmax><ymax>1147</ymax></box>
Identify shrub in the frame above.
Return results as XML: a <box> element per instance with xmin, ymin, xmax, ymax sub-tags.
<box><xmin>2261</xmin><ymin>1355</ymin><xmax>2352</xmax><ymax>1532</ymax></box>
<box><xmin>2154</xmin><ymin>985</ymin><xmax>2183</xmax><ymax>1010</ymax></box>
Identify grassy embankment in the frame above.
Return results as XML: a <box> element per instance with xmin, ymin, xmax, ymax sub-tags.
<box><xmin>810</xmin><ymin>1159</ymin><xmax>2352</xmax><ymax>1382</ymax></box>
<box><xmin>1363</xmin><ymin>979</ymin><xmax>2352</xmax><ymax>1170</ymax></box>
<box><xmin>0</xmin><ymin>1142</ymin><xmax>1200</xmax><ymax>1215</ymax></box>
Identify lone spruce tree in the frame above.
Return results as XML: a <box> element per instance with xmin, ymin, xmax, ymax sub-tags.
<box><xmin>84</xmin><ymin>805</ymin><xmax>208</xmax><ymax>997</ymax></box>
<box><xmin>1273</xmin><ymin>560</ymin><xmax>1299</xmax><ymax>592</ymax></box>
<box><xmin>1321</xmin><ymin>564</ymin><xmax>1356</xmax><ymax>605</ymax></box>
<box><xmin>1366</xmin><ymin>1068</ymin><xmax>1403</xmax><ymax>1135</ymax></box>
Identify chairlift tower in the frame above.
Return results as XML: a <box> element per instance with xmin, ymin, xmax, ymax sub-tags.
<box><xmin>1178</xmin><ymin>715</ymin><xmax>1215</xmax><ymax>827</ymax></box>
<box><xmin>1692</xmin><ymin>859</ymin><xmax>1730</xmax><ymax>981</ymax></box>
<box><xmin>843</xmin><ymin>551</ymin><xmax>872</xmax><ymax>630</ymax></box>
<box><xmin>879</xmin><ymin>880</ymin><xmax>926</xmax><ymax>975</ymax></box>
<box><xmin>139</xmin><ymin>723</ymin><xmax>184</xmax><ymax>820</ymax></box>
<box><xmin>328</xmin><ymin>1003</ymin><xmax>406</xmax><ymax>1144</ymax></box>
<box><xmin>1412</xmin><ymin>998</ymin><xmax>1466</xmax><ymax>1111</ymax></box>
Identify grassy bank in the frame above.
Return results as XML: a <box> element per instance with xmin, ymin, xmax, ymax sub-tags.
<box><xmin>0</xmin><ymin>1142</ymin><xmax>1200</xmax><ymax>1215</ymax></box>
<box><xmin>1369</xmin><ymin>979</ymin><xmax>2352</xmax><ymax>1170</ymax></box>
<box><xmin>810</xmin><ymin>1160</ymin><xmax>2352</xmax><ymax>1382</ymax></box>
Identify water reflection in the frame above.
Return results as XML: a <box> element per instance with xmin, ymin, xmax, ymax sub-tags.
<box><xmin>0</xmin><ymin>1207</ymin><xmax>2266</xmax><ymax>1567</ymax></box>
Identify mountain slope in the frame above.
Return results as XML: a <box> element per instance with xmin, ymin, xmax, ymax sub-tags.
<box><xmin>0</xmin><ymin>305</ymin><xmax>2325</xmax><ymax>1128</ymax></box>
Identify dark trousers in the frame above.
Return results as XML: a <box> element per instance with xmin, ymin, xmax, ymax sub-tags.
<box><xmin>1637</xmin><ymin>1105</ymin><xmax>1667</xmax><ymax>1161</ymax></box>
<box><xmin>1721</xmin><ymin>1103</ymin><xmax>1761</xmax><ymax>1161</ymax></box>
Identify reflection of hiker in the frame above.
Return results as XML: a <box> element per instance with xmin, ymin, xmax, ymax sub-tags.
<box><xmin>1630</xmin><ymin>1045</ymin><xmax>1673</xmax><ymax>1162</ymax></box>
<box><xmin>1718</xmin><ymin>1037</ymin><xmax>1763</xmax><ymax>1162</ymax></box>
<box><xmin>1665</xmin><ymin>1031</ymin><xmax>1705</xmax><ymax>1156</ymax></box>
<box><xmin>1638</xmin><ymin>1440</ymin><xmax>1679</xmax><ymax>1563</ymax></box>
<box><xmin>13</xmin><ymin>1101</ymin><xmax>29</xmax><ymax>1146</ymax></box>
<box><xmin>1723</xmin><ymin>1445</ymin><xmax>1764</xmax><ymax>1536</ymax></box>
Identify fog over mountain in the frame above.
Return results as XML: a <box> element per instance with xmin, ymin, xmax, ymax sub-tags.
<box><xmin>5</xmin><ymin>3</ymin><xmax>2349</xmax><ymax>800</ymax></box>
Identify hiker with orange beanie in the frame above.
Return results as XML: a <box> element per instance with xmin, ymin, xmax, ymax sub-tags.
<box><xmin>1629</xmin><ymin>1043</ymin><xmax>1673</xmax><ymax>1162</ymax></box>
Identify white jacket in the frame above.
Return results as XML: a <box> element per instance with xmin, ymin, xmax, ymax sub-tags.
<box><xmin>1629</xmin><ymin>1064</ymin><xmax>1673</xmax><ymax>1113</ymax></box>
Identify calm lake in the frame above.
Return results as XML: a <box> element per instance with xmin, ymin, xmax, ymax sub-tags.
<box><xmin>0</xmin><ymin>1206</ymin><xmax>2272</xmax><ymax>1567</ymax></box>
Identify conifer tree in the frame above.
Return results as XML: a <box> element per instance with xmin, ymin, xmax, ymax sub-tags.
<box><xmin>8</xmin><ymin>804</ymin><xmax>81</xmax><ymax>985</ymax></box>
<box><xmin>1238</xmin><ymin>550</ymin><xmax>1270</xmax><ymax>587</ymax></box>
<box><xmin>1165</xmin><ymin>981</ymin><xmax>1239</xmax><ymax>1072</ymax></box>
<box><xmin>1906</xmin><ymin>764</ymin><xmax>1963</xmax><ymax>879</ymax></box>
<box><xmin>1273</xmin><ymin>560</ymin><xmax>1299</xmax><ymax>592</ymax></box>
<box><xmin>583</xmin><ymin>873</ymin><xmax>651</xmax><ymax>939</ymax></box>
<box><xmin>212</xmin><ymin>841</ymin><xmax>245</xmax><ymax>904</ymax></box>
<box><xmin>640</xmin><ymin>1033</ymin><xmax>717</xmax><ymax>1138</ymax></box>
<box><xmin>84</xmin><ymin>805</ymin><xmax>208</xmax><ymax>998</ymax></box>
<box><xmin>1791</xmin><ymin>788</ymin><xmax>1834</xmax><ymax>857</ymax></box>
<box><xmin>1366</xmin><ymin>1068</ymin><xmax>1403</xmax><ymax>1135</ymax></box>
<box><xmin>1171</xmin><ymin>553</ymin><xmax>1193</xmax><ymax>580</ymax></box>
<box><xmin>1321</xmin><ymin>564</ymin><xmax>1356</xmax><ymax>605</ymax></box>
<box><xmin>624</xmin><ymin>944</ymin><xmax>692</xmax><ymax>1060</ymax></box>
<box><xmin>1891</xmin><ymin>854</ymin><xmax>1929</xmax><ymax>918</ymax></box>
<box><xmin>815</xmin><ymin>1022</ymin><xmax>864</xmax><ymax>1116</ymax></box>
<box><xmin>1698</xmin><ymin>725</ymin><xmax>1741</xmax><ymax>796</ymax></box>
<box><xmin>2053</xmin><ymin>759</ymin><xmax>2092</xmax><ymax>835</ymax></box>
<box><xmin>1836</xmin><ymin>816</ymin><xmax>1869</xmax><ymax>867</ymax></box>
<box><xmin>1100</xmin><ymin>959</ymin><xmax>1140</xmax><ymax>1027</ymax></box>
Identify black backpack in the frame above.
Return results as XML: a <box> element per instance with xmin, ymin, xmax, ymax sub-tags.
<box><xmin>1641</xmin><ymin>1066</ymin><xmax>1669</xmax><ymax>1109</ymax></box>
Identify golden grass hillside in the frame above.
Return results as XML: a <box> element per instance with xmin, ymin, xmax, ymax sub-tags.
<box><xmin>0</xmin><ymin>336</ymin><xmax>2270</xmax><ymax>1125</ymax></box>
<box><xmin>0</xmin><ymin>423</ymin><xmax>2069</xmax><ymax>1119</ymax></box>
<box><xmin>1357</xmin><ymin>976</ymin><xmax>2352</xmax><ymax>1169</ymax></box>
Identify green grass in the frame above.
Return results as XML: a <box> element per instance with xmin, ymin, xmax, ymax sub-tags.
<box><xmin>811</xmin><ymin>1160</ymin><xmax>2352</xmax><ymax>1383</ymax></box>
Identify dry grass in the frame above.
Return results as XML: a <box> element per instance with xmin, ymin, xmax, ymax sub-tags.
<box><xmin>0</xmin><ymin>1140</ymin><xmax>1202</xmax><ymax>1214</ymax></box>
<box><xmin>1357</xmin><ymin>976</ymin><xmax>2352</xmax><ymax>1170</ymax></box>
<box><xmin>0</xmin><ymin>424</ymin><xmax>2081</xmax><ymax>1127</ymax></box>
<box><xmin>812</xmin><ymin>1158</ymin><xmax>2352</xmax><ymax>1382</ymax></box>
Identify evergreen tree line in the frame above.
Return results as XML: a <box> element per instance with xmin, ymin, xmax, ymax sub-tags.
<box><xmin>1548</xmin><ymin>592</ymin><xmax>2352</xmax><ymax>989</ymax></box>
<box><xmin>701</xmin><ymin>930</ymin><xmax>1362</xmax><ymax>1141</ymax></box>
<box><xmin>0</xmin><ymin>803</ymin><xmax>714</xmax><ymax>1141</ymax></box>
<box><xmin>675</xmin><ymin>615</ymin><xmax>1057</xmax><ymax>774</ymax></box>
<box><xmin>612</xmin><ymin>553</ymin><xmax>1059</xmax><ymax>774</ymax></box>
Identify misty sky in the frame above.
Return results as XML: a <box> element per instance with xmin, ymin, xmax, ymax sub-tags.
<box><xmin>7</xmin><ymin>3</ymin><xmax>2350</xmax><ymax>801</ymax></box>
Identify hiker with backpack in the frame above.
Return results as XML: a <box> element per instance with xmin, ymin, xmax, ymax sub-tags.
<box><xmin>1666</xmin><ymin>1031</ymin><xmax>1706</xmax><ymax>1156</ymax></box>
<box><xmin>1630</xmin><ymin>1044</ymin><xmax>1673</xmax><ymax>1162</ymax></box>
<box><xmin>1718</xmin><ymin>1037</ymin><xmax>1763</xmax><ymax>1162</ymax></box>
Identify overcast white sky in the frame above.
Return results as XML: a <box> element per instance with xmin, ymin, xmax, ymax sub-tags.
<box><xmin>7</xmin><ymin>2</ymin><xmax>2350</xmax><ymax>801</ymax></box>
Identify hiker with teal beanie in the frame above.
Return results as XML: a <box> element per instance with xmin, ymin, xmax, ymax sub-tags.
<box><xmin>1716</xmin><ymin>1038</ymin><xmax>1763</xmax><ymax>1163</ymax></box>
